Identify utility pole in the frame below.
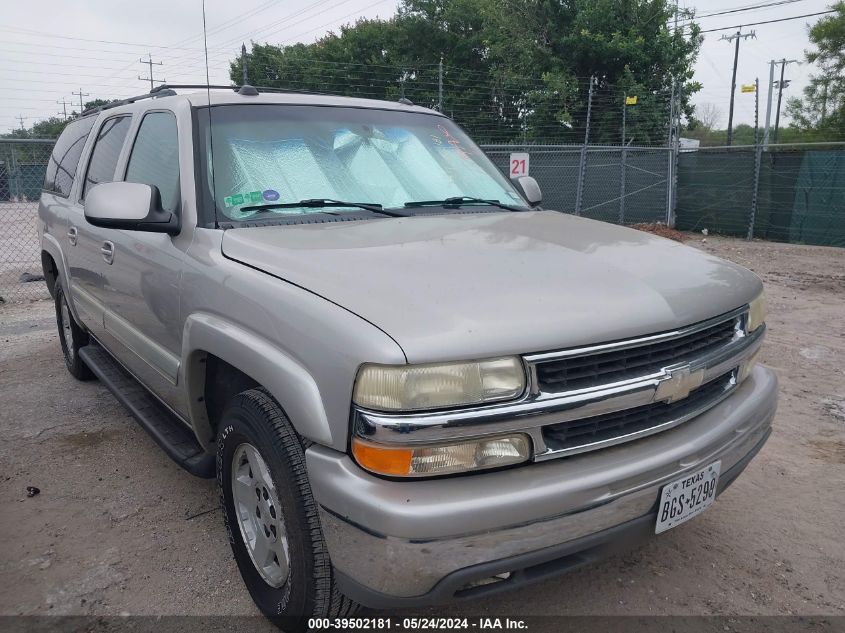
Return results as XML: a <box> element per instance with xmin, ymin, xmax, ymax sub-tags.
<box><xmin>720</xmin><ymin>29</ymin><xmax>756</xmax><ymax>147</ymax></box>
<box><xmin>763</xmin><ymin>60</ymin><xmax>775</xmax><ymax>147</ymax></box>
<box><xmin>72</xmin><ymin>88</ymin><xmax>89</xmax><ymax>115</ymax></box>
<box><xmin>241</xmin><ymin>43</ymin><xmax>248</xmax><ymax>85</ymax></box>
<box><xmin>773</xmin><ymin>58</ymin><xmax>799</xmax><ymax>143</ymax></box>
<box><xmin>56</xmin><ymin>98</ymin><xmax>70</xmax><ymax>120</ymax></box>
<box><xmin>139</xmin><ymin>53</ymin><xmax>164</xmax><ymax>91</ymax></box>
<box><xmin>16</xmin><ymin>114</ymin><xmax>28</xmax><ymax>130</ymax></box>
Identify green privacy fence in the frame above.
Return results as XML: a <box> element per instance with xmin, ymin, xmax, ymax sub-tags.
<box><xmin>676</xmin><ymin>146</ymin><xmax>845</xmax><ymax>247</ymax></box>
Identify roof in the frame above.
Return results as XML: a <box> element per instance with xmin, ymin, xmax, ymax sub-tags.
<box><xmin>84</xmin><ymin>85</ymin><xmax>443</xmax><ymax>117</ymax></box>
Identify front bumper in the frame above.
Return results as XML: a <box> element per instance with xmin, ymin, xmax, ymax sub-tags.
<box><xmin>306</xmin><ymin>364</ymin><xmax>777</xmax><ymax>607</ymax></box>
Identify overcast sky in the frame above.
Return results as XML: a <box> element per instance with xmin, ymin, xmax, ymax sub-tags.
<box><xmin>0</xmin><ymin>0</ymin><xmax>834</xmax><ymax>134</ymax></box>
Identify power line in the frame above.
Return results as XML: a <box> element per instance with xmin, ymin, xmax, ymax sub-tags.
<box><xmin>683</xmin><ymin>0</ymin><xmax>810</xmax><ymax>21</ymax></box>
<box><xmin>700</xmin><ymin>10</ymin><xmax>837</xmax><ymax>33</ymax></box>
<box><xmin>141</xmin><ymin>0</ymin><xmax>337</xmax><ymax>79</ymax></box>
<box><xmin>101</xmin><ymin>0</ymin><xmax>380</xmax><ymax>98</ymax></box>
<box><xmin>0</xmin><ymin>26</ymin><xmax>205</xmax><ymax>50</ymax></box>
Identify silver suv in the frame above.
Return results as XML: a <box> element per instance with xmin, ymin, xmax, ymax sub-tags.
<box><xmin>39</xmin><ymin>86</ymin><xmax>776</xmax><ymax>629</ymax></box>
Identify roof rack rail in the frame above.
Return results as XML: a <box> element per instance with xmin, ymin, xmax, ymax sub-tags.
<box><xmin>81</xmin><ymin>87</ymin><xmax>180</xmax><ymax>116</ymax></box>
<box><xmin>150</xmin><ymin>84</ymin><xmax>237</xmax><ymax>93</ymax></box>
<box><xmin>81</xmin><ymin>84</ymin><xmax>258</xmax><ymax>116</ymax></box>
<box><xmin>80</xmin><ymin>83</ymin><xmax>421</xmax><ymax>117</ymax></box>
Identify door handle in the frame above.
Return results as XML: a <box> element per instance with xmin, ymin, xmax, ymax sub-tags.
<box><xmin>101</xmin><ymin>241</ymin><xmax>115</xmax><ymax>265</ymax></box>
<box><xmin>67</xmin><ymin>226</ymin><xmax>78</xmax><ymax>246</ymax></box>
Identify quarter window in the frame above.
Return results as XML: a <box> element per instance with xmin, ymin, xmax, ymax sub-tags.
<box><xmin>83</xmin><ymin>116</ymin><xmax>132</xmax><ymax>199</ymax></box>
<box><xmin>125</xmin><ymin>112</ymin><xmax>180</xmax><ymax>213</ymax></box>
<box><xmin>43</xmin><ymin>116</ymin><xmax>97</xmax><ymax>197</ymax></box>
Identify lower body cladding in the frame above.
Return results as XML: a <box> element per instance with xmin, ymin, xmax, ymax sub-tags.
<box><xmin>306</xmin><ymin>365</ymin><xmax>777</xmax><ymax>608</ymax></box>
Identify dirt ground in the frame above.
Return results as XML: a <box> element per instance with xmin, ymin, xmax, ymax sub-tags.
<box><xmin>1</xmin><ymin>235</ymin><xmax>844</xmax><ymax>622</ymax></box>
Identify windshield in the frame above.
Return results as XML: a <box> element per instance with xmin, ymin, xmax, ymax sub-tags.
<box><xmin>196</xmin><ymin>104</ymin><xmax>526</xmax><ymax>223</ymax></box>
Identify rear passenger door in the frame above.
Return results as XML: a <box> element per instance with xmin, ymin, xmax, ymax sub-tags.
<box><xmin>65</xmin><ymin>115</ymin><xmax>132</xmax><ymax>335</ymax></box>
<box><xmin>97</xmin><ymin>110</ymin><xmax>186</xmax><ymax>410</ymax></box>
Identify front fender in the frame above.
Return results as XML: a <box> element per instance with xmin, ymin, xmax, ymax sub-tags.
<box><xmin>182</xmin><ymin>313</ymin><xmax>333</xmax><ymax>448</ymax></box>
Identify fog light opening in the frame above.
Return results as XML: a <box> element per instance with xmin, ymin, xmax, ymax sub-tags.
<box><xmin>459</xmin><ymin>571</ymin><xmax>512</xmax><ymax>592</ymax></box>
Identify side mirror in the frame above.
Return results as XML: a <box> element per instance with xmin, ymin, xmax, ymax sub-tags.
<box><xmin>84</xmin><ymin>182</ymin><xmax>179</xmax><ymax>235</ymax></box>
<box><xmin>513</xmin><ymin>176</ymin><xmax>542</xmax><ymax>207</ymax></box>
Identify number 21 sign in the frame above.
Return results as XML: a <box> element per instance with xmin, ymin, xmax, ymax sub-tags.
<box><xmin>509</xmin><ymin>152</ymin><xmax>529</xmax><ymax>177</ymax></box>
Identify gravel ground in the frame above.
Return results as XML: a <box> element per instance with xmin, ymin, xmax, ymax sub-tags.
<box><xmin>1</xmin><ymin>235</ymin><xmax>844</xmax><ymax>621</ymax></box>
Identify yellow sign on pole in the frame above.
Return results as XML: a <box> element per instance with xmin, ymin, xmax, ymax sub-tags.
<box><xmin>741</xmin><ymin>84</ymin><xmax>756</xmax><ymax>93</ymax></box>
<box><xmin>625</xmin><ymin>95</ymin><xmax>638</xmax><ymax>105</ymax></box>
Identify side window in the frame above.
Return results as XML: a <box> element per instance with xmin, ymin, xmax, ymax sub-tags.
<box><xmin>125</xmin><ymin>112</ymin><xmax>180</xmax><ymax>213</ymax></box>
<box><xmin>43</xmin><ymin>116</ymin><xmax>97</xmax><ymax>197</ymax></box>
<box><xmin>83</xmin><ymin>116</ymin><xmax>132</xmax><ymax>199</ymax></box>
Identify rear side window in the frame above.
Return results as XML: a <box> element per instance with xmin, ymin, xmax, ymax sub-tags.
<box><xmin>83</xmin><ymin>116</ymin><xmax>132</xmax><ymax>199</ymax></box>
<box><xmin>43</xmin><ymin>116</ymin><xmax>97</xmax><ymax>197</ymax></box>
<box><xmin>125</xmin><ymin>111</ymin><xmax>180</xmax><ymax>213</ymax></box>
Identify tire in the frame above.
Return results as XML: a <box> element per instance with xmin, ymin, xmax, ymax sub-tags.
<box><xmin>217</xmin><ymin>388</ymin><xmax>359</xmax><ymax>630</ymax></box>
<box><xmin>54</xmin><ymin>281</ymin><xmax>94</xmax><ymax>381</ymax></box>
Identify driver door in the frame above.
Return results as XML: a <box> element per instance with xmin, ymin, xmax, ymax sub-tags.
<box><xmin>96</xmin><ymin>110</ymin><xmax>186</xmax><ymax>413</ymax></box>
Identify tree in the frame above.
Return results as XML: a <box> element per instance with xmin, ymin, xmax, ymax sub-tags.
<box><xmin>230</xmin><ymin>0</ymin><xmax>702</xmax><ymax>143</ymax></box>
<box><xmin>785</xmin><ymin>2</ymin><xmax>845</xmax><ymax>139</ymax></box>
<box><xmin>695</xmin><ymin>102</ymin><xmax>723</xmax><ymax>131</ymax></box>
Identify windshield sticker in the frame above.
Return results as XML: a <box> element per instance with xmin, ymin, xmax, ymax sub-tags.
<box><xmin>223</xmin><ymin>191</ymin><xmax>262</xmax><ymax>207</ymax></box>
<box><xmin>434</xmin><ymin>124</ymin><xmax>470</xmax><ymax>160</ymax></box>
<box><xmin>263</xmin><ymin>189</ymin><xmax>280</xmax><ymax>202</ymax></box>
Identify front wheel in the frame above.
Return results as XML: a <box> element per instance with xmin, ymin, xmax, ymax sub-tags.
<box><xmin>217</xmin><ymin>388</ymin><xmax>358</xmax><ymax>630</ymax></box>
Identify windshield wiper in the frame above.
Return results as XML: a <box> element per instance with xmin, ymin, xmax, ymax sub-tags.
<box><xmin>403</xmin><ymin>196</ymin><xmax>527</xmax><ymax>213</ymax></box>
<box><xmin>239</xmin><ymin>198</ymin><xmax>408</xmax><ymax>217</ymax></box>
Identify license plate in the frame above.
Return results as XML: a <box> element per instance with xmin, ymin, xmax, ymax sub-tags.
<box><xmin>655</xmin><ymin>460</ymin><xmax>721</xmax><ymax>534</ymax></box>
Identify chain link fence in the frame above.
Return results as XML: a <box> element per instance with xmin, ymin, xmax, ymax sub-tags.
<box><xmin>482</xmin><ymin>145</ymin><xmax>672</xmax><ymax>224</ymax></box>
<box><xmin>1</xmin><ymin>139</ymin><xmax>53</xmax><ymax>303</ymax></box>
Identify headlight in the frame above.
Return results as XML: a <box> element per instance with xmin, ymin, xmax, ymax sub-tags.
<box><xmin>353</xmin><ymin>357</ymin><xmax>526</xmax><ymax>411</ymax></box>
<box><xmin>351</xmin><ymin>434</ymin><xmax>531</xmax><ymax>477</ymax></box>
<box><xmin>747</xmin><ymin>292</ymin><xmax>767</xmax><ymax>332</ymax></box>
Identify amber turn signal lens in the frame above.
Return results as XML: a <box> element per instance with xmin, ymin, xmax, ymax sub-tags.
<box><xmin>351</xmin><ymin>438</ymin><xmax>414</xmax><ymax>476</ymax></box>
<box><xmin>351</xmin><ymin>434</ymin><xmax>530</xmax><ymax>477</ymax></box>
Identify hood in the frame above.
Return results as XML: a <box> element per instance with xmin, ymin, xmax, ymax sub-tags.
<box><xmin>221</xmin><ymin>211</ymin><xmax>762</xmax><ymax>363</ymax></box>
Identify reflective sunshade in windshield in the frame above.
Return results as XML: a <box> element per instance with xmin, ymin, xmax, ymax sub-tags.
<box><xmin>197</xmin><ymin>105</ymin><xmax>526</xmax><ymax>222</ymax></box>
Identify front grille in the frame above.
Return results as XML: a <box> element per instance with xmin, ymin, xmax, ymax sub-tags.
<box><xmin>542</xmin><ymin>372</ymin><xmax>734</xmax><ymax>453</ymax></box>
<box><xmin>535</xmin><ymin>316</ymin><xmax>738</xmax><ymax>393</ymax></box>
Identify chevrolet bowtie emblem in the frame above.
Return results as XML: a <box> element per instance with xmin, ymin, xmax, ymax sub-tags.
<box><xmin>654</xmin><ymin>365</ymin><xmax>705</xmax><ymax>403</ymax></box>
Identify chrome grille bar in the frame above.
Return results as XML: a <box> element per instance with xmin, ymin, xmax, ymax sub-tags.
<box><xmin>353</xmin><ymin>307</ymin><xmax>763</xmax><ymax>461</ymax></box>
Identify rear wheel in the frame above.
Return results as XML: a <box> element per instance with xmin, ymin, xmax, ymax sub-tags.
<box><xmin>217</xmin><ymin>388</ymin><xmax>358</xmax><ymax>630</ymax></box>
<box><xmin>54</xmin><ymin>281</ymin><xmax>94</xmax><ymax>381</ymax></box>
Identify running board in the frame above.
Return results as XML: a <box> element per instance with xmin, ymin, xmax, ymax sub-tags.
<box><xmin>78</xmin><ymin>343</ymin><xmax>215</xmax><ymax>478</ymax></box>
